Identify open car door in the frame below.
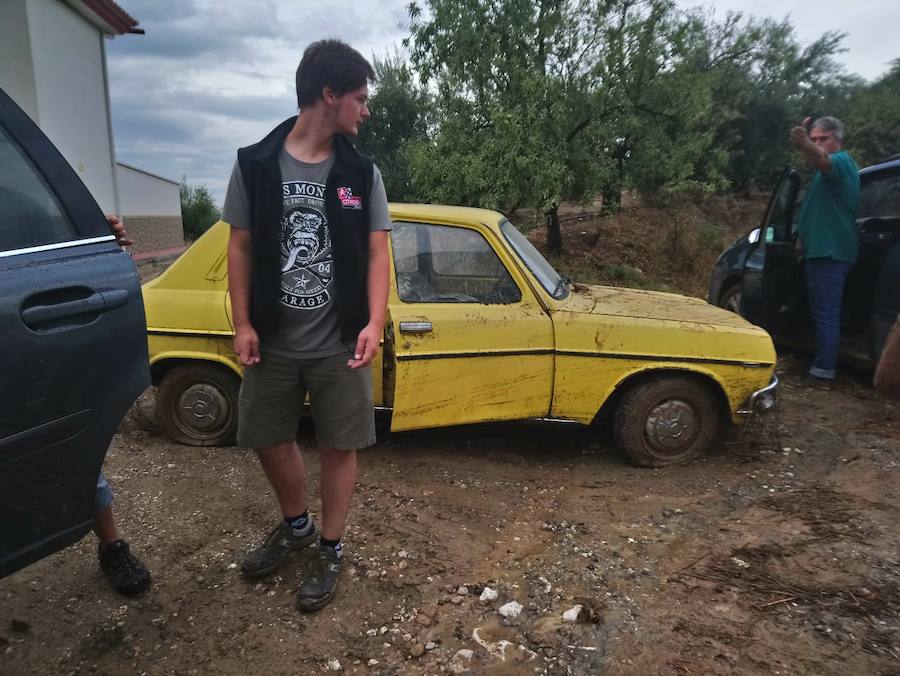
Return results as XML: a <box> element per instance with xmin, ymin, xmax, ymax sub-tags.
<box><xmin>741</xmin><ymin>167</ymin><xmax>803</xmax><ymax>333</ymax></box>
<box><xmin>0</xmin><ymin>88</ymin><xmax>149</xmax><ymax>578</ymax></box>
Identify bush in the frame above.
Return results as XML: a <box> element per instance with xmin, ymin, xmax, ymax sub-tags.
<box><xmin>180</xmin><ymin>178</ymin><xmax>220</xmax><ymax>241</ymax></box>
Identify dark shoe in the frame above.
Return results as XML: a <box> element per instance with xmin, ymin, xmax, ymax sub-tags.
<box><xmin>295</xmin><ymin>546</ymin><xmax>342</xmax><ymax>612</ymax></box>
<box><xmin>99</xmin><ymin>540</ymin><xmax>151</xmax><ymax>597</ymax></box>
<box><xmin>241</xmin><ymin>522</ymin><xmax>317</xmax><ymax>578</ymax></box>
<box><xmin>797</xmin><ymin>373</ymin><xmax>835</xmax><ymax>391</ymax></box>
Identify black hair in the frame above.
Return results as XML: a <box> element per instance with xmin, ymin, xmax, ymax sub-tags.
<box><xmin>295</xmin><ymin>39</ymin><xmax>375</xmax><ymax>108</ymax></box>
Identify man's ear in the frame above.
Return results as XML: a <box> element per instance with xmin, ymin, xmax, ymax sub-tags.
<box><xmin>321</xmin><ymin>85</ymin><xmax>336</xmax><ymax>106</ymax></box>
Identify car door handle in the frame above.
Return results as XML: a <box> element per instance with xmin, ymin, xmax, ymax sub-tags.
<box><xmin>399</xmin><ymin>321</ymin><xmax>432</xmax><ymax>334</ymax></box>
<box><xmin>22</xmin><ymin>289</ymin><xmax>129</xmax><ymax>325</ymax></box>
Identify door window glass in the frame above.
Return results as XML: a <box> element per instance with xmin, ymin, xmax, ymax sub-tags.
<box><xmin>0</xmin><ymin>124</ymin><xmax>76</xmax><ymax>252</ymax></box>
<box><xmin>859</xmin><ymin>172</ymin><xmax>900</xmax><ymax>220</ymax></box>
<box><xmin>767</xmin><ymin>171</ymin><xmax>800</xmax><ymax>242</ymax></box>
<box><xmin>391</xmin><ymin>222</ymin><xmax>521</xmax><ymax>304</ymax></box>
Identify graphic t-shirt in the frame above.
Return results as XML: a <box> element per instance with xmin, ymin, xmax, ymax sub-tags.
<box><xmin>222</xmin><ymin>149</ymin><xmax>391</xmax><ymax>358</ymax></box>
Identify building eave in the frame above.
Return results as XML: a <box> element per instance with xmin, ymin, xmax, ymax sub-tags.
<box><xmin>64</xmin><ymin>0</ymin><xmax>143</xmax><ymax>36</ymax></box>
<box><xmin>116</xmin><ymin>162</ymin><xmax>180</xmax><ymax>186</ymax></box>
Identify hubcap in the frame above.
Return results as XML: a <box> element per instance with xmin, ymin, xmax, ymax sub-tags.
<box><xmin>644</xmin><ymin>399</ymin><xmax>698</xmax><ymax>454</ymax></box>
<box><xmin>177</xmin><ymin>384</ymin><xmax>229</xmax><ymax>435</ymax></box>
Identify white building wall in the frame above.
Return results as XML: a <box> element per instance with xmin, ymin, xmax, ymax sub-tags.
<box><xmin>26</xmin><ymin>0</ymin><xmax>117</xmax><ymax>213</ymax></box>
<box><xmin>116</xmin><ymin>164</ymin><xmax>182</xmax><ymax>217</ymax></box>
<box><xmin>0</xmin><ymin>0</ymin><xmax>39</xmax><ymax>122</ymax></box>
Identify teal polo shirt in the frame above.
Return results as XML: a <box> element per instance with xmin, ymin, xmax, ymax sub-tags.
<box><xmin>796</xmin><ymin>150</ymin><xmax>860</xmax><ymax>263</ymax></box>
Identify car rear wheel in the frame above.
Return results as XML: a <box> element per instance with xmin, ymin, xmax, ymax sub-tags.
<box><xmin>718</xmin><ymin>283</ymin><xmax>743</xmax><ymax>315</ymax></box>
<box><xmin>613</xmin><ymin>376</ymin><xmax>719</xmax><ymax>467</ymax></box>
<box><xmin>157</xmin><ymin>363</ymin><xmax>240</xmax><ymax>446</ymax></box>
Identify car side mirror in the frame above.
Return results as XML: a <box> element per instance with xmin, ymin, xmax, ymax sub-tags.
<box><xmin>747</xmin><ymin>228</ymin><xmax>761</xmax><ymax>245</ymax></box>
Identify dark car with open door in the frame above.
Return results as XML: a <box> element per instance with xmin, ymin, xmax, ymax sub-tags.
<box><xmin>0</xmin><ymin>87</ymin><xmax>149</xmax><ymax>578</ymax></box>
<box><xmin>708</xmin><ymin>158</ymin><xmax>900</xmax><ymax>370</ymax></box>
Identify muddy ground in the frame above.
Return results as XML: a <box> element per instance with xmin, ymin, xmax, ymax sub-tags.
<box><xmin>1</xmin><ymin>351</ymin><xmax>898</xmax><ymax>675</ymax></box>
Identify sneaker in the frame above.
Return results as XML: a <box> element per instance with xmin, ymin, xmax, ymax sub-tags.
<box><xmin>797</xmin><ymin>373</ymin><xmax>835</xmax><ymax>391</ymax></box>
<box><xmin>98</xmin><ymin>540</ymin><xmax>151</xmax><ymax>597</ymax></box>
<box><xmin>241</xmin><ymin>522</ymin><xmax>317</xmax><ymax>578</ymax></box>
<box><xmin>295</xmin><ymin>546</ymin><xmax>342</xmax><ymax>612</ymax></box>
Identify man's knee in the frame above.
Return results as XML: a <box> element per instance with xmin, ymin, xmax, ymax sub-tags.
<box><xmin>255</xmin><ymin>440</ymin><xmax>300</xmax><ymax>462</ymax></box>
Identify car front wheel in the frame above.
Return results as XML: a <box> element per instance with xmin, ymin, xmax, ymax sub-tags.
<box><xmin>718</xmin><ymin>283</ymin><xmax>743</xmax><ymax>315</ymax></box>
<box><xmin>157</xmin><ymin>363</ymin><xmax>240</xmax><ymax>446</ymax></box>
<box><xmin>613</xmin><ymin>376</ymin><xmax>719</xmax><ymax>467</ymax></box>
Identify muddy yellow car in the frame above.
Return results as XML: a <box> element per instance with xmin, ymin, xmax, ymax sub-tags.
<box><xmin>142</xmin><ymin>205</ymin><xmax>777</xmax><ymax>466</ymax></box>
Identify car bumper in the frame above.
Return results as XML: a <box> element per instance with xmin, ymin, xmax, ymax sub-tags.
<box><xmin>737</xmin><ymin>374</ymin><xmax>778</xmax><ymax>415</ymax></box>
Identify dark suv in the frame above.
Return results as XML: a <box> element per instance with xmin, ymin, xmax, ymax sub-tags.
<box><xmin>708</xmin><ymin>158</ymin><xmax>900</xmax><ymax>370</ymax></box>
<box><xmin>0</xmin><ymin>88</ymin><xmax>149</xmax><ymax>577</ymax></box>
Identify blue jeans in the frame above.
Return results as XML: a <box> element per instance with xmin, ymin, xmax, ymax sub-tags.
<box><xmin>805</xmin><ymin>258</ymin><xmax>852</xmax><ymax>379</ymax></box>
<box><xmin>95</xmin><ymin>471</ymin><xmax>114</xmax><ymax>512</ymax></box>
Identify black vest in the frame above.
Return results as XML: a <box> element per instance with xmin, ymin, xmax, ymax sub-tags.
<box><xmin>237</xmin><ymin>117</ymin><xmax>374</xmax><ymax>344</ymax></box>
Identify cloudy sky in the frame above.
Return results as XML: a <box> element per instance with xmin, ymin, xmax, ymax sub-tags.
<box><xmin>106</xmin><ymin>0</ymin><xmax>898</xmax><ymax>205</ymax></box>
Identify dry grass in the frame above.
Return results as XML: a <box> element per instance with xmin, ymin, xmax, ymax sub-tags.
<box><xmin>517</xmin><ymin>195</ymin><xmax>768</xmax><ymax>298</ymax></box>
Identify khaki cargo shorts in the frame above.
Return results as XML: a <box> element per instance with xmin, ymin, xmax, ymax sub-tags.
<box><xmin>237</xmin><ymin>351</ymin><xmax>375</xmax><ymax>451</ymax></box>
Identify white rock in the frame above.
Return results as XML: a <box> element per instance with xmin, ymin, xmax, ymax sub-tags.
<box><xmin>425</xmin><ymin>641</ymin><xmax>436</xmax><ymax>650</ymax></box>
<box><xmin>456</xmin><ymin>586</ymin><xmax>469</xmax><ymax>596</ymax></box>
<box><xmin>479</xmin><ymin>587</ymin><xmax>498</xmax><ymax>603</ymax></box>
<box><xmin>730</xmin><ymin>557</ymin><xmax>750</xmax><ymax>569</ymax></box>
<box><xmin>366</xmin><ymin>628</ymin><xmax>377</xmax><ymax>637</ymax></box>
<box><xmin>227</xmin><ymin>563</ymin><xmax>238</xmax><ymax>570</ymax></box>
<box><xmin>367</xmin><ymin>659</ymin><xmax>379</xmax><ymax>666</ymax></box>
<box><xmin>498</xmin><ymin>601</ymin><xmax>523</xmax><ymax>619</ymax></box>
<box><xmin>449</xmin><ymin>648</ymin><xmax>475</xmax><ymax>673</ymax></box>
<box><xmin>326</xmin><ymin>658</ymin><xmax>342</xmax><ymax>671</ymax></box>
<box><xmin>562</xmin><ymin>605</ymin><xmax>583</xmax><ymax>623</ymax></box>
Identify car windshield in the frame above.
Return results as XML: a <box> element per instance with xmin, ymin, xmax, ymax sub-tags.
<box><xmin>499</xmin><ymin>219</ymin><xmax>569</xmax><ymax>299</ymax></box>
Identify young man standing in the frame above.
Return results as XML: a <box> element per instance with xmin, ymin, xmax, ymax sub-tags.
<box><xmin>790</xmin><ymin>116</ymin><xmax>860</xmax><ymax>384</ymax></box>
<box><xmin>222</xmin><ymin>40</ymin><xmax>391</xmax><ymax>611</ymax></box>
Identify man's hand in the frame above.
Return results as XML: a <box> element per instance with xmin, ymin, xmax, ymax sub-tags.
<box><xmin>789</xmin><ymin>117</ymin><xmax>813</xmax><ymax>149</ymax></box>
<box><xmin>106</xmin><ymin>214</ymin><xmax>134</xmax><ymax>247</ymax></box>
<box><xmin>234</xmin><ymin>324</ymin><xmax>261</xmax><ymax>366</ymax></box>
<box><xmin>348</xmin><ymin>322</ymin><xmax>382</xmax><ymax>369</ymax></box>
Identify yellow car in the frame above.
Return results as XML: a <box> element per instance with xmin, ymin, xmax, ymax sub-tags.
<box><xmin>142</xmin><ymin>205</ymin><xmax>777</xmax><ymax>467</ymax></box>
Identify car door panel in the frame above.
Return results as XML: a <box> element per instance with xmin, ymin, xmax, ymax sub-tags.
<box><xmin>0</xmin><ymin>87</ymin><xmax>149</xmax><ymax>578</ymax></box>
<box><xmin>742</xmin><ymin>167</ymin><xmax>802</xmax><ymax>332</ymax></box>
<box><xmin>387</xmin><ymin>221</ymin><xmax>555</xmax><ymax>432</ymax></box>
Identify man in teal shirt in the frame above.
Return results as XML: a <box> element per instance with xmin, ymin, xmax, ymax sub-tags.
<box><xmin>790</xmin><ymin>116</ymin><xmax>860</xmax><ymax>382</ymax></box>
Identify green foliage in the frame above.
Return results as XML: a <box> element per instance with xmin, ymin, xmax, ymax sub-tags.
<box><xmin>405</xmin><ymin>0</ymin><xmax>670</xmax><ymax>251</ymax></box>
<box><xmin>179</xmin><ymin>178</ymin><xmax>220</xmax><ymax>241</ymax></box>
<box><xmin>844</xmin><ymin>60</ymin><xmax>900</xmax><ymax>167</ymax></box>
<box><xmin>353</xmin><ymin>0</ymin><xmax>891</xmax><ymax>259</ymax></box>
<box><xmin>356</xmin><ymin>53</ymin><xmax>433</xmax><ymax>202</ymax></box>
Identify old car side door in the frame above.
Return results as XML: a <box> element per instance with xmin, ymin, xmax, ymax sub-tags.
<box><xmin>387</xmin><ymin>220</ymin><xmax>555</xmax><ymax>431</ymax></box>
<box><xmin>741</xmin><ymin>167</ymin><xmax>802</xmax><ymax>332</ymax></box>
<box><xmin>0</xmin><ymin>88</ymin><xmax>149</xmax><ymax>578</ymax></box>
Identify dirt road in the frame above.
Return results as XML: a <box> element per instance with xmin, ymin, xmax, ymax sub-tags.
<box><xmin>1</xmin><ymin>354</ymin><xmax>898</xmax><ymax>675</ymax></box>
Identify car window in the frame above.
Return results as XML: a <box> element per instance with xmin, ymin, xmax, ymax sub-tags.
<box><xmin>0</xmin><ymin>124</ymin><xmax>77</xmax><ymax>253</ymax></box>
<box><xmin>391</xmin><ymin>221</ymin><xmax>521</xmax><ymax>304</ymax></box>
<box><xmin>500</xmin><ymin>219</ymin><xmax>568</xmax><ymax>299</ymax></box>
<box><xmin>860</xmin><ymin>172</ymin><xmax>900</xmax><ymax>220</ymax></box>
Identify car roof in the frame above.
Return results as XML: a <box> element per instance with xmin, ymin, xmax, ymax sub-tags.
<box><xmin>388</xmin><ymin>203</ymin><xmax>504</xmax><ymax>230</ymax></box>
<box><xmin>861</xmin><ymin>157</ymin><xmax>900</xmax><ymax>176</ymax></box>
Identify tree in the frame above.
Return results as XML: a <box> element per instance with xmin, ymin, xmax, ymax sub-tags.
<box><xmin>715</xmin><ymin>18</ymin><xmax>853</xmax><ymax>190</ymax></box>
<box><xmin>844</xmin><ymin>60</ymin><xmax>900</xmax><ymax>167</ymax></box>
<box><xmin>356</xmin><ymin>52</ymin><xmax>434</xmax><ymax>202</ymax></box>
<box><xmin>406</xmin><ymin>0</ymin><xmax>623</xmax><ymax>253</ymax></box>
<box><xmin>179</xmin><ymin>178</ymin><xmax>220</xmax><ymax>241</ymax></box>
<box><xmin>404</xmin><ymin>0</ymin><xmax>748</xmax><ymax>252</ymax></box>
